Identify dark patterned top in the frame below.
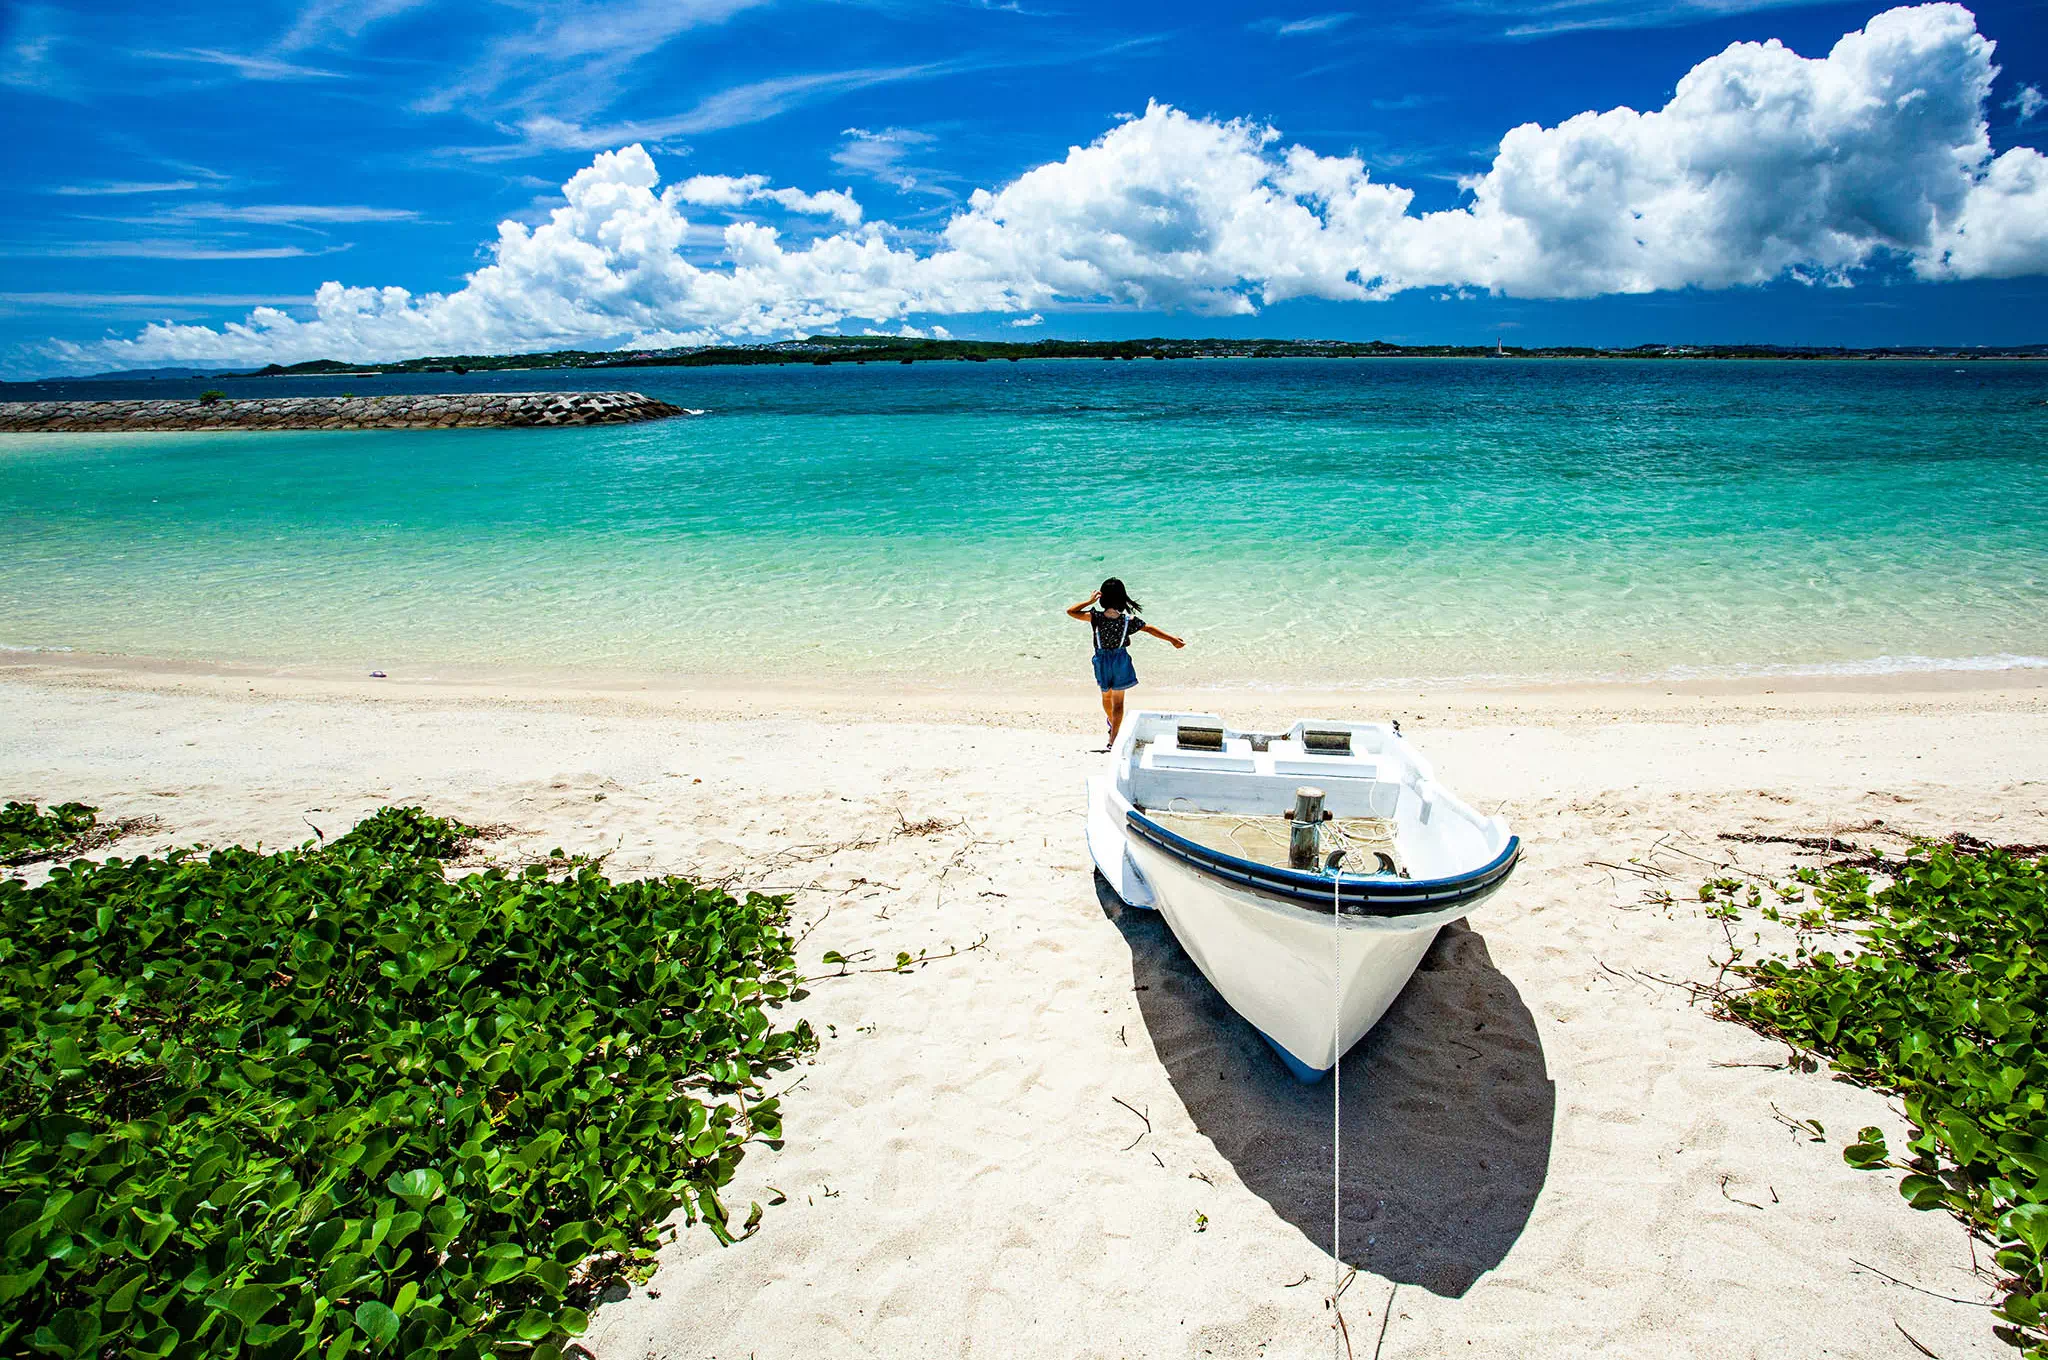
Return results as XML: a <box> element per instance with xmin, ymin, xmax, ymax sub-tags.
<box><xmin>1088</xmin><ymin>608</ymin><xmax>1143</xmax><ymax>652</ymax></box>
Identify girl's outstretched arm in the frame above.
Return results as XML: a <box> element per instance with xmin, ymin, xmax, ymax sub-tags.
<box><xmin>1140</xmin><ymin>624</ymin><xmax>1186</xmax><ymax>649</ymax></box>
<box><xmin>1065</xmin><ymin>589</ymin><xmax>1101</xmax><ymax>621</ymax></box>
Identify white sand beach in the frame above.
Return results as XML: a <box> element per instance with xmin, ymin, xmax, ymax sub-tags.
<box><xmin>5</xmin><ymin>658</ymin><xmax>2044</xmax><ymax>1358</ymax></box>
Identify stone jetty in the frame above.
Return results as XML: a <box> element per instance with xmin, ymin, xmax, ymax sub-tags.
<box><xmin>0</xmin><ymin>391</ymin><xmax>687</xmax><ymax>432</ymax></box>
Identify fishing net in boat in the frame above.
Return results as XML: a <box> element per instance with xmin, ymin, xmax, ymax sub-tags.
<box><xmin>1148</xmin><ymin>803</ymin><xmax>1406</xmax><ymax>877</ymax></box>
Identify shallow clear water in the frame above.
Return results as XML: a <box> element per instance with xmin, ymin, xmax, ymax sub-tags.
<box><xmin>3</xmin><ymin>359</ymin><xmax>2045</xmax><ymax>687</ymax></box>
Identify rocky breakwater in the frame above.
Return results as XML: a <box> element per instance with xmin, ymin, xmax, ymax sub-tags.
<box><xmin>0</xmin><ymin>391</ymin><xmax>687</xmax><ymax>432</ymax></box>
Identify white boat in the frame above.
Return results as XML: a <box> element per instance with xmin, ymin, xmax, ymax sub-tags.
<box><xmin>1086</xmin><ymin>710</ymin><xmax>1519</xmax><ymax>1082</ymax></box>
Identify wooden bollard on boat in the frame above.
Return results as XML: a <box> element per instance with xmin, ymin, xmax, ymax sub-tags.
<box><xmin>1289</xmin><ymin>786</ymin><xmax>1325</xmax><ymax>869</ymax></box>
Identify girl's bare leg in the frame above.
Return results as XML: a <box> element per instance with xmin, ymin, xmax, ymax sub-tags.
<box><xmin>1109</xmin><ymin>689</ymin><xmax>1127</xmax><ymax>742</ymax></box>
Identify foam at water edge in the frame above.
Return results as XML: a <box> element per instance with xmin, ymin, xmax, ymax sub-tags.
<box><xmin>1661</xmin><ymin>653</ymin><xmax>2048</xmax><ymax>679</ymax></box>
<box><xmin>1191</xmin><ymin>653</ymin><xmax>2048</xmax><ymax>694</ymax></box>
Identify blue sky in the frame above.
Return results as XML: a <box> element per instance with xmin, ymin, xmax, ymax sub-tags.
<box><xmin>3</xmin><ymin>0</ymin><xmax>2046</xmax><ymax>376</ymax></box>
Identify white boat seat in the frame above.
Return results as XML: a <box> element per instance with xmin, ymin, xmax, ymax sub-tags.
<box><xmin>1143</xmin><ymin>737</ymin><xmax>1257</xmax><ymax>774</ymax></box>
<box><xmin>1271</xmin><ymin>755</ymin><xmax>1379</xmax><ymax>781</ymax></box>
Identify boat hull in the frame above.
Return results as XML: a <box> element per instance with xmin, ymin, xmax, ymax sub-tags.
<box><xmin>1085</xmin><ymin>774</ymin><xmax>1156</xmax><ymax>909</ymax></box>
<box><xmin>1120</xmin><ymin>829</ymin><xmax>1471</xmax><ymax>1078</ymax></box>
<box><xmin>1086</xmin><ymin>713</ymin><xmax>1520</xmax><ymax>1081</ymax></box>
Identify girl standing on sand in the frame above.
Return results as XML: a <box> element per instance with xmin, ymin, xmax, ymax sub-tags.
<box><xmin>1067</xmin><ymin>577</ymin><xmax>1184</xmax><ymax>746</ymax></box>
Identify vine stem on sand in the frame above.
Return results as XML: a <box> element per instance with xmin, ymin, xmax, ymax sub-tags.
<box><xmin>800</xmin><ymin>933</ymin><xmax>990</xmax><ymax>982</ymax></box>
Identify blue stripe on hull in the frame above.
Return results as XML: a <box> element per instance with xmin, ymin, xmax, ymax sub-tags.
<box><xmin>1126</xmin><ymin>811</ymin><xmax>1518</xmax><ymax>917</ymax></box>
<box><xmin>1259</xmin><ymin>1030</ymin><xmax>1329</xmax><ymax>1083</ymax></box>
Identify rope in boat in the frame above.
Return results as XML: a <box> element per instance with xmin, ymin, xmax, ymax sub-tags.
<box><xmin>1330</xmin><ymin>839</ymin><xmax>1346</xmax><ymax>1356</ymax></box>
<box><xmin>1158</xmin><ymin>779</ymin><xmax>1409</xmax><ymax>1350</ymax></box>
<box><xmin>1316</xmin><ymin>813</ymin><xmax>1410</xmax><ymax>1353</ymax></box>
<box><xmin>1318</xmin><ymin>814</ymin><xmax>1423</xmax><ymax>1353</ymax></box>
<box><xmin>1158</xmin><ymin>799</ymin><xmax>1401</xmax><ymax>876</ymax></box>
<box><xmin>1159</xmin><ymin>793</ymin><xmax>1387</xmax><ymax>1350</ymax></box>
<box><xmin>1159</xmin><ymin>799</ymin><xmax>1271</xmax><ymax>861</ymax></box>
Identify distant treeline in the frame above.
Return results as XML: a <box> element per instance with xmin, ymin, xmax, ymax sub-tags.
<box><xmin>114</xmin><ymin>334</ymin><xmax>2048</xmax><ymax>382</ymax></box>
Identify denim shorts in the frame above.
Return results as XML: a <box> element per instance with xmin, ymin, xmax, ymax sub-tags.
<box><xmin>1092</xmin><ymin>647</ymin><xmax>1139</xmax><ymax>691</ymax></box>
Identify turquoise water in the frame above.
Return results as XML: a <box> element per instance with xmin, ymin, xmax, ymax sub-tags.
<box><xmin>2</xmin><ymin>359</ymin><xmax>2045</xmax><ymax>688</ymax></box>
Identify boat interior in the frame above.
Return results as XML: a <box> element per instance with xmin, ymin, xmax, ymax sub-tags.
<box><xmin>1112</xmin><ymin>711</ymin><xmax>1505</xmax><ymax>881</ymax></box>
<box><xmin>1148</xmin><ymin>809</ymin><xmax>1407</xmax><ymax>876</ymax></box>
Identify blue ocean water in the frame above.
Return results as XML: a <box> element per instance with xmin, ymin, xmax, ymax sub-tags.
<box><xmin>2</xmin><ymin>359</ymin><xmax>2045</xmax><ymax>688</ymax></box>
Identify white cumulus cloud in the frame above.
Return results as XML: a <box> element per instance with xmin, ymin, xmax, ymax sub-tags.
<box><xmin>1398</xmin><ymin>1</ymin><xmax>2045</xmax><ymax>295</ymax></box>
<box><xmin>61</xmin><ymin>4</ymin><xmax>2048</xmax><ymax>371</ymax></box>
<box><xmin>675</xmin><ymin>173</ymin><xmax>862</xmax><ymax>224</ymax></box>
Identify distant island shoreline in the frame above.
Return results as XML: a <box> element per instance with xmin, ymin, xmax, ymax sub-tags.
<box><xmin>21</xmin><ymin>334</ymin><xmax>2048</xmax><ymax>386</ymax></box>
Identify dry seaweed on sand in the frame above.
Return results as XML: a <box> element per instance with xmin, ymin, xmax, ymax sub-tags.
<box><xmin>0</xmin><ymin>800</ymin><xmax>162</xmax><ymax>866</ymax></box>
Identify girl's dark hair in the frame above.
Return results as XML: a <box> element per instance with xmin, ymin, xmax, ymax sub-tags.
<box><xmin>1099</xmin><ymin>577</ymin><xmax>1141</xmax><ymax>612</ymax></box>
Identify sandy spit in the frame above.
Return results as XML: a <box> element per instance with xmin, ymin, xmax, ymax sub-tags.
<box><xmin>5</xmin><ymin>660</ymin><xmax>2044</xmax><ymax>1359</ymax></box>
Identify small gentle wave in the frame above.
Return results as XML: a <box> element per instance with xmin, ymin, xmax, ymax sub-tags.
<box><xmin>1199</xmin><ymin>653</ymin><xmax>2048</xmax><ymax>694</ymax></box>
<box><xmin>1659</xmin><ymin>653</ymin><xmax>2048</xmax><ymax>680</ymax></box>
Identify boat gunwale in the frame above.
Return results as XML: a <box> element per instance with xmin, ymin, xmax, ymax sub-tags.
<box><xmin>1124</xmin><ymin>809</ymin><xmax>1519</xmax><ymax>918</ymax></box>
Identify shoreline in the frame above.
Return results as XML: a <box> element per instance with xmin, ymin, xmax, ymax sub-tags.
<box><xmin>11</xmin><ymin>347</ymin><xmax>2047</xmax><ymax>393</ymax></box>
<box><xmin>7</xmin><ymin>646</ymin><xmax>2047</xmax><ymax>726</ymax></box>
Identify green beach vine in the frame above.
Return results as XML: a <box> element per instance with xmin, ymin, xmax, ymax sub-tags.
<box><xmin>1702</xmin><ymin>838</ymin><xmax>2048</xmax><ymax>1356</ymax></box>
<box><xmin>0</xmin><ymin>806</ymin><xmax>815</xmax><ymax>1358</ymax></box>
<box><xmin>1</xmin><ymin>802</ymin><xmax>159</xmax><ymax>867</ymax></box>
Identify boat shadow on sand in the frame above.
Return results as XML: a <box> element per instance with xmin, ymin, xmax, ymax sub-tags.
<box><xmin>1098</xmin><ymin>874</ymin><xmax>1554</xmax><ymax>1299</ymax></box>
